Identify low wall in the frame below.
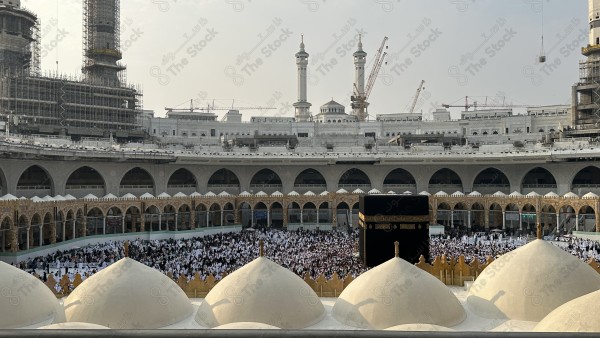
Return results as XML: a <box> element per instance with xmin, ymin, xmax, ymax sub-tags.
<box><xmin>0</xmin><ymin>225</ymin><xmax>242</xmax><ymax>264</ymax></box>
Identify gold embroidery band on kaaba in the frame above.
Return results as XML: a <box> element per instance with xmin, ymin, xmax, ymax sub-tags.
<box><xmin>358</xmin><ymin>213</ymin><xmax>429</xmax><ymax>223</ymax></box>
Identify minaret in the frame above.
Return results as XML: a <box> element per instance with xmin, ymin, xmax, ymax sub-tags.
<box><xmin>351</xmin><ymin>35</ymin><xmax>368</xmax><ymax>121</ymax></box>
<box><xmin>573</xmin><ymin>0</ymin><xmax>600</xmax><ymax>130</ymax></box>
<box><xmin>293</xmin><ymin>35</ymin><xmax>311</xmax><ymax>122</ymax></box>
<box><xmin>82</xmin><ymin>0</ymin><xmax>126</xmax><ymax>86</ymax></box>
<box><xmin>0</xmin><ymin>0</ymin><xmax>39</xmax><ymax>75</ymax></box>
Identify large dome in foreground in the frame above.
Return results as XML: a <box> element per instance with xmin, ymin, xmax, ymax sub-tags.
<box><xmin>534</xmin><ymin>289</ymin><xmax>600</xmax><ymax>332</ymax></box>
<box><xmin>64</xmin><ymin>258</ymin><xmax>194</xmax><ymax>329</ymax></box>
<box><xmin>332</xmin><ymin>256</ymin><xmax>465</xmax><ymax>329</ymax></box>
<box><xmin>195</xmin><ymin>257</ymin><xmax>326</xmax><ymax>329</ymax></box>
<box><xmin>0</xmin><ymin>261</ymin><xmax>65</xmax><ymax>329</ymax></box>
<box><xmin>467</xmin><ymin>239</ymin><xmax>600</xmax><ymax>321</ymax></box>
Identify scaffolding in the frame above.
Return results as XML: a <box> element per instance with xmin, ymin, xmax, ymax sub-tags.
<box><xmin>575</xmin><ymin>59</ymin><xmax>600</xmax><ymax>129</ymax></box>
<box><xmin>82</xmin><ymin>0</ymin><xmax>125</xmax><ymax>86</ymax></box>
<box><xmin>0</xmin><ymin>4</ymin><xmax>40</xmax><ymax>76</ymax></box>
<box><xmin>0</xmin><ymin>69</ymin><xmax>144</xmax><ymax>138</ymax></box>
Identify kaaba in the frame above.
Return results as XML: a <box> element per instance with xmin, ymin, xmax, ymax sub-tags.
<box><xmin>358</xmin><ymin>195</ymin><xmax>430</xmax><ymax>267</ymax></box>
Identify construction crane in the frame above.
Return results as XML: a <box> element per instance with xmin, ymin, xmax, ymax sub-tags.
<box><xmin>442</xmin><ymin>96</ymin><xmax>537</xmax><ymax>111</ymax></box>
<box><xmin>165</xmin><ymin>99</ymin><xmax>276</xmax><ymax>116</ymax></box>
<box><xmin>351</xmin><ymin>36</ymin><xmax>388</xmax><ymax>121</ymax></box>
<box><xmin>406</xmin><ymin>80</ymin><xmax>425</xmax><ymax>114</ymax></box>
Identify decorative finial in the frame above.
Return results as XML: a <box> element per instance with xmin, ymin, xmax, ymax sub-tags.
<box><xmin>394</xmin><ymin>241</ymin><xmax>399</xmax><ymax>258</ymax></box>
<box><xmin>358</xmin><ymin>34</ymin><xmax>363</xmax><ymax>51</ymax></box>
<box><xmin>259</xmin><ymin>239</ymin><xmax>264</xmax><ymax>257</ymax></box>
<box><xmin>301</xmin><ymin>34</ymin><xmax>304</xmax><ymax>43</ymax></box>
<box><xmin>124</xmin><ymin>240</ymin><xmax>129</xmax><ymax>258</ymax></box>
<box><xmin>537</xmin><ymin>224</ymin><xmax>542</xmax><ymax>240</ymax></box>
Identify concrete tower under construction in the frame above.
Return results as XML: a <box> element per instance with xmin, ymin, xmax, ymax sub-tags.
<box><xmin>571</xmin><ymin>0</ymin><xmax>600</xmax><ymax>136</ymax></box>
<box><xmin>0</xmin><ymin>0</ymin><xmax>39</xmax><ymax>75</ymax></box>
<box><xmin>83</xmin><ymin>0</ymin><xmax>125</xmax><ymax>86</ymax></box>
<box><xmin>0</xmin><ymin>0</ymin><xmax>144</xmax><ymax>139</ymax></box>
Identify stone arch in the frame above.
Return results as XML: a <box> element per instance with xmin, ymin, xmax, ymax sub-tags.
<box><xmin>579</xmin><ymin>205</ymin><xmax>596</xmax><ymax>232</ymax></box>
<box><xmin>338</xmin><ymin>168</ymin><xmax>372</xmax><ymax>190</ymax></box>
<box><xmin>16</xmin><ymin>215</ymin><xmax>28</xmax><ymax>251</ymax></box>
<box><xmin>521</xmin><ymin>167</ymin><xmax>556</xmax><ymax>194</ymax></box>
<box><xmin>65</xmin><ymin>210</ymin><xmax>75</xmax><ymax>241</ymax></box>
<box><xmin>288</xmin><ymin>202</ymin><xmax>301</xmax><ymax>224</ymax></box>
<box><xmin>474</xmin><ymin>202</ymin><xmax>488</xmax><ymax>231</ymax></box>
<box><xmin>294</xmin><ymin>168</ymin><xmax>327</xmax><ymax>193</ymax></box>
<box><xmin>163</xmin><ymin>204</ymin><xmax>177</xmax><ymax>231</ymax></box>
<box><xmin>144</xmin><ymin>205</ymin><xmax>161</xmax><ymax>231</ymax></box>
<box><xmin>125</xmin><ymin>206</ymin><xmax>141</xmax><ymax>233</ymax></box>
<box><xmin>238</xmin><ymin>202</ymin><xmax>252</xmax><ymax>228</ymax></box>
<box><xmin>473</xmin><ymin>167</ymin><xmax>510</xmax><ymax>195</ymax></box>
<box><xmin>303</xmin><ymin>202</ymin><xmax>317</xmax><ymax>224</ymax></box>
<box><xmin>17</xmin><ymin>165</ymin><xmax>53</xmax><ymax>198</ymax></box>
<box><xmin>572</xmin><ymin>166</ymin><xmax>600</xmax><ymax>195</ymax></box>
<box><xmin>253</xmin><ymin>202</ymin><xmax>268</xmax><ymax>227</ymax></box>
<box><xmin>250</xmin><ymin>169</ymin><xmax>282</xmax><ymax>194</ymax></box>
<box><xmin>428</xmin><ymin>168</ymin><xmax>462</xmax><ymax>193</ymax></box>
<box><xmin>207</xmin><ymin>169</ymin><xmax>240</xmax><ymax>195</ymax></box>
<box><xmin>540</xmin><ymin>204</ymin><xmax>557</xmax><ymax>235</ymax></box>
<box><xmin>106</xmin><ymin>206</ymin><xmax>123</xmax><ymax>235</ymax></box>
<box><xmin>270</xmin><ymin>202</ymin><xmax>284</xmax><ymax>228</ymax></box>
<box><xmin>0</xmin><ymin>216</ymin><xmax>12</xmax><ymax>252</ymax></box>
<box><xmin>65</xmin><ymin>166</ymin><xmax>106</xmax><ymax>198</ymax></box>
<box><xmin>86</xmin><ymin>207</ymin><xmax>104</xmax><ymax>236</ymax></box>
<box><xmin>336</xmin><ymin>202</ymin><xmax>350</xmax><ymax>228</ymax></box>
<box><xmin>177</xmin><ymin>204</ymin><xmax>192</xmax><ymax>230</ymax></box>
<box><xmin>522</xmin><ymin>204</ymin><xmax>537</xmax><ymax>234</ymax></box>
<box><xmin>319</xmin><ymin>201</ymin><xmax>332</xmax><ymax>225</ymax></box>
<box><xmin>383</xmin><ymin>168</ymin><xmax>417</xmax><ymax>193</ymax></box>
<box><xmin>167</xmin><ymin>168</ymin><xmax>198</xmax><ymax>195</ymax></box>
<box><xmin>120</xmin><ymin>167</ymin><xmax>155</xmax><ymax>196</ymax></box>
<box><xmin>209</xmin><ymin>203</ymin><xmax>221</xmax><ymax>227</ymax></box>
<box><xmin>559</xmin><ymin>204</ymin><xmax>577</xmax><ymax>234</ymax></box>
<box><xmin>436</xmin><ymin>202</ymin><xmax>452</xmax><ymax>228</ymax></box>
<box><xmin>223</xmin><ymin>202</ymin><xmax>235</xmax><ymax>226</ymax></box>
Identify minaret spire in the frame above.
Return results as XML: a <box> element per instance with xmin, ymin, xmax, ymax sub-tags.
<box><xmin>294</xmin><ymin>35</ymin><xmax>312</xmax><ymax>122</ymax></box>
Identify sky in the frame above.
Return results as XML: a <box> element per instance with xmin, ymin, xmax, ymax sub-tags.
<box><xmin>21</xmin><ymin>0</ymin><xmax>588</xmax><ymax>120</ymax></box>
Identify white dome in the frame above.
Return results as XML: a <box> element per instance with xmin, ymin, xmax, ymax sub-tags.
<box><xmin>387</xmin><ymin>191</ymin><xmax>396</xmax><ymax>194</ymax></box>
<box><xmin>492</xmin><ymin>191</ymin><xmax>506</xmax><ymax>197</ymax></box>
<box><xmin>319</xmin><ymin>191</ymin><xmax>329</xmax><ymax>196</ymax></box>
<box><xmin>174</xmin><ymin>192</ymin><xmax>188</xmax><ymax>198</ymax></box>
<box><xmin>368</xmin><ymin>188</ymin><xmax>381</xmax><ymax>194</ymax></box>
<box><xmin>0</xmin><ymin>194</ymin><xmax>18</xmax><ymax>200</ymax></box>
<box><xmin>288</xmin><ymin>191</ymin><xmax>300</xmax><ymax>196</ymax></box>
<box><xmin>451</xmin><ymin>191</ymin><xmax>464</xmax><ymax>197</ymax></box>
<box><xmin>543</xmin><ymin>192</ymin><xmax>559</xmax><ymax>198</ymax></box>
<box><xmin>157</xmin><ymin>192</ymin><xmax>171</xmax><ymax>198</ymax></box>
<box><xmin>419</xmin><ymin>191</ymin><xmax>431</xmax><ymax>196</ymax></box>
<box><xmin>508</xmin><ymin>191</ymin><xmax>522</xmax><ymax>197</ymax></box>
<box><xmin>64</xmin><ymin>258</ymin><xmax>193</xmax><ymax>329</ymax></box>
<box><xmin>468</xmin><ymin>191</ymin><xmax>482</xmax><ymax>197</ymax></box>
<box><xmin>534</xmin><ymin>289</ymin><xmax>600</xmax><ymax>332</ymax></box>
<box><xmin>434</xmin><ymin>191</ymin><xmax>448</xmax><ymax>197</ymax></box>
<box><xmin>102</xmin><ymin>193</ymin><xmax>117</xmax><ymax>199</ymax></box>
<box><xmin>195</xmin><ymin>257</ymin><xmax>325</xmax><ymax>329</ymax></box>
<box><xmin>239</xmin><ymin>191</ymin><xmax>252</xmax><ymax>197</ymax></box>
<box><xmin>53</xmin><ymin>195</ymin><xmax>66</xmax><ymax>201</ymax></box>
<box><xmin>121</xmin><ymin>193</ymin><xmax>136</xmax><ymax>199</ymax></box>
<box><xmin>140</xmin><ymin>192</ymin><xmax>155</xmax><ymax>199</ymax></box>
<box><xmin>304</xmin><ymin>191</ymin><xmax>316</xmax><ymax>196</ymax></box>
<box><xmin>0</xmin><ymin>262</ymin><xmax>65</xmax><ymax>329</ymax></box>
<box><xmin>214</xmin><ymin>322</ymin><xmax>280</xmax><ymax>330</ymax></box>
<box><xmin>467</xmin><ymin>240</ymin><xmax>600</xmax><ymax>321</ymax></box>
<box><xmin>352</xmin><ymin>188</ymin><xmax>364</xmax><ymax>194</ymax></box>
<box><xmin>38</xmin><ymin>322</ymin><xmax>109</xmax><ymax>330</ymax></box>
<box><xmin>332</xmin><ymin>257</ymin><xmax>465</xmax><ymax>329</ymax></box>
<box><xmin>526</xmin><ymin>191</ymin><xmax>540</xmax><ymax>197</ymax></box>
<box><xmin>218</xmin><ymin>191</ymin><xmax>230</xmax><ymax>197</ymax></box>
<box><xmin>31</xmin><ymin>196</ymin><xmax>43</xmax><ymax>202</ymax></box>
<box><xmin>255</xmin><ymin>191</ymin><xmax>268</xmax><ymax>197</ymax></box>
<box><xmin>336</xmin><ymin>189</ymin><xmax>348</xmax><ymax>194</ymax></box>
<box><xmin>385</xmin><ymin>323</ymin><xmax>455</xmax><ymax>331</ymax></box>
<box><xmin>204</xmin><ymin>191</ymin><xmax>216</xmax><ymax>197</ymax></box>
<box><xmin>402</xmin><ymin>191</ymin><xmax>412</xmax><ymax>195</ymax></box>
<box><xmin>190</xmin><ymin>192</ymin><xmax>203</xmax><ymax>197</ymax></box>
<box><xmin>271</xmin><ymin>191</ymin><xmax>283</xmax><ymax>197</ymax></box>
<box><xmin>563</xmin><ymin>192</ymin><xmax>578</xmax><ymax>198</ymax></box>
<box><xmin>64</xmin><ymin>194</ymin><xmax>77</xmax><ymax>200</ymax></box>
<box><xmin>583</xmin><ymin>192</ymin><xmax>599</xmax><ymax>199</ymax></box>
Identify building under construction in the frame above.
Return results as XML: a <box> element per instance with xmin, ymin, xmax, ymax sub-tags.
<box><xmin>0</xmin><ymin>0</ymin><xmax>144</xmax><ymax>139</ymax></box>
<box><xmin>571</xmin><ymin>0</ymin><xmax>600</xmax><ymax>137</ymax></box>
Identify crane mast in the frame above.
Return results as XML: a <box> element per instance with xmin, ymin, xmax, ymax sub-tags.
<box><xmin>351</xmin><ymin>36</ymin><xmax>388</xmax><ymax>121</ymax></box>
<box><xmin>408</xmin><ymin>80</ymin><xmax>425</xmax><ymax>114</ymax></box>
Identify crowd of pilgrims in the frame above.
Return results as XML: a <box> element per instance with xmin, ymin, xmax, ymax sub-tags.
<box><xmin>15</xmin><ymin>229</ymin><xmax>600</xmax><ymax>291</ymax></box>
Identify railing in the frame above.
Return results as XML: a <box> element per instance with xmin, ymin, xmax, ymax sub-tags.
<box><xmin>66</xmin><ymin>185</ymin><xmax>104</xmax><ymax>190</ymax></box>
<box><xmin>119</xmin><ymin>185</ymin><xmax>153</xmax><ymax>189</ymax></box>
<box><xmin>16</xmin><ymin>185</ymin><xmax>51</xmax><ymax>190</ymax></box>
